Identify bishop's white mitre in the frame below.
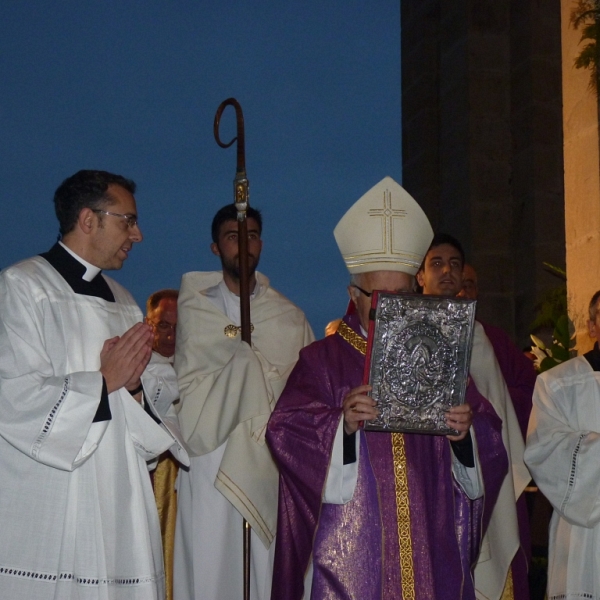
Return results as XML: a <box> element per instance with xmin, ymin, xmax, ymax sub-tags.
<box><xmin>334</xmin><ymin>176</ymin><xmax>434</xmax><ymax>276</ymax></box>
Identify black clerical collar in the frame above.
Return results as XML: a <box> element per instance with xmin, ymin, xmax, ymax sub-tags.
<box><xmin>40</xmin><ymin>243</ymin><xmax>115</xmax><ymax>302</ymax></box>
<box><xmin>584</xmin><ymin>342</ymin><xmax>600</xmax><ymax>371</ymax></box>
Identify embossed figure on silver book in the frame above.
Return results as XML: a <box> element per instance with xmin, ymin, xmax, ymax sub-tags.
<box><xmin>365</xmin><ymin>292</ymin><xmax>476</xmax><ymax>435</ymax></box>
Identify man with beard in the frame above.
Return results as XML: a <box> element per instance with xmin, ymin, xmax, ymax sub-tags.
<box><xmin>173</xmin><ymin>204</ymin><xmax>314</xmax><ymax>600</ymax></box>
<box><xmin>417</xmin><ymin>234</ymin><xmax>531</xmax><ymax>600</ymax></box>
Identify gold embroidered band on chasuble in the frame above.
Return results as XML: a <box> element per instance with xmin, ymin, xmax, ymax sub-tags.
<box><xmin>337</xmin><ymin>323</ymin><xmax>416</xmax><ymax>597</ymax></box>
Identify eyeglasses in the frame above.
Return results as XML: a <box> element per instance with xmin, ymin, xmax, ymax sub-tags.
<box><xmin>352</xmin><ymin>285</ymin><xmax>414</xmax><ymax>297</ymax></box>
<box><xmin>154</xmin><ymin>321</ymin><xmax>176</xmax><ymax>333</ymax></box>
<box><xmin>92</xmin><ymin>209</ymin><xmax>139</xmax><ymax>229</ymax></box>
<box><xmin>352</xmin><ymin>285</ymin><xmax>372</xmax><ymax>297</ymax></box>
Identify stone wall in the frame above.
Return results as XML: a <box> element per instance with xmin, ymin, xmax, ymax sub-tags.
<box><xmin>401</xmin><ymin>0</ymin><xmax>565</xmax><ymax>347</ymax></box>
<box><xmin>561</xmin><ymin>0</ymin><xmax>600</xmax><ymax>353</ymax></box>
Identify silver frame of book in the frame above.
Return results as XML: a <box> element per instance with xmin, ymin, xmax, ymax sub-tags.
<box><xmin>365</xmin><ymin>292</ymin><xmax>476</xmax><ymax>435</ymax></box>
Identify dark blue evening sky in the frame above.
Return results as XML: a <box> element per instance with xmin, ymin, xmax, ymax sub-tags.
<box><xmin>0</xmin><ymin>1</ymin><xmax>401</xmax><ymax>335</ymax></box>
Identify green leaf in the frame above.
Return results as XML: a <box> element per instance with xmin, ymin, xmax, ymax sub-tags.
<box><xmin>530</xmin><ymin>285</ymin><xmax>567</xmax><ymax>331</ymax></box>
<box><xmin>554</xmin><ymin>315</ymin><xmax>571</xmax><ymax>348</ymax></box>
<box><xmin>551</xmin><ymin>344</ymin><xmax>570</xmax><ymax>362</ymax></box>
<box><xmin>540</xmin><ymin>356</ymin><xmax>560</xmax><ymax>372</ymax></box>
<box><xmin>542</xmin><ymin>262</ymin><xmax>567</xmax><ymax>280</ymax></box>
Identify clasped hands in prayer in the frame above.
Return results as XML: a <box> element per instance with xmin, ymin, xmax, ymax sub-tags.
<box><xmin>342</xmin><ymin>384</ymin><xmax>473</xmax><ymax>441</ymax></box>
<box><xmin>100</xmin><ymin>322</ymin><xmax>154</xmax><ymax>400</ymax></box>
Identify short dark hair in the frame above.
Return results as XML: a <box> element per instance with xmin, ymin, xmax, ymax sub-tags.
<box><xmin>54</xmin><ymin>170</ymin><xmax>136</xmax><ymax>236</ymax></box>
<box><xmin>146</xmin><ymin>289</ymin><xmax>179</xmax><ymax>319</ymax></box>
<box><xmin>211</xmin><ymin>204</ymin><xmax>263</xmax><ymax>243</ymax></box>
<box><xmin>424</xmin><ymin>233</ymin><xmax>466</xmax><ymax>267</ymax></box>
<box><xmin>589</xmin><ymin>290</ymin><xmax>600</xmax><ymax>321</ymax></box>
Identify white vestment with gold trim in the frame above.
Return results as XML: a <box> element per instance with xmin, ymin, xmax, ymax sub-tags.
<box><xmin>173</xmin><ymin>271</ymin><xmax>314</xmax><ymax>600</ymax></box>
<box><xmin>471</xmin><ymin>323</ymin><xmax>530</xmax><ymax>600</ymax></box>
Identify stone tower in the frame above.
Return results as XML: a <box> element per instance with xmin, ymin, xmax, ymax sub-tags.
<box><xmin>401</xmin><ymin>0</ymin><xmax>565</xmax><ymax>346</ymax></box>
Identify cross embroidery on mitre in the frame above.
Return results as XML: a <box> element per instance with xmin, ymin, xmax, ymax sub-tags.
<box><xmin>368</xmin><ymin>189</ymin><xmax>407</xmax><ymax>254</ymax></box>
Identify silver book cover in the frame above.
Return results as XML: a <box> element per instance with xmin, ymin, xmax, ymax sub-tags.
<box><xmin>365</xmin><ymin>293</ymin><xmax>476</xmax><ymax>435</ymax></box>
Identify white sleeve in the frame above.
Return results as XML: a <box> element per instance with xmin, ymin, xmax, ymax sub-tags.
<box><xmin>525</xmin><ymin>372</ymin><xmax>600</xmax><ymax>527</ymax></box>
<box><xmin>0</xmin><ymin>270</ymin><xmax>107</xmax><ymax>471</ymax></box>
<box><xmin>174</xmin><ymin>286</ymin><xmax>273</xmax><ymax>456</ymax></box>
<box><xmin>451</xmin><ymin>427</ymin><xmax>483</xmax><ymax>499</ymax></box>
<box><xmin>142</xmin><ymin>356</ymin><xmax>179</xmax><ymax>417</ymax></box>
<box><xmin>322</xmin><ymin>417</ymin><xmax>359</xmax><ymax>504</ymax></box>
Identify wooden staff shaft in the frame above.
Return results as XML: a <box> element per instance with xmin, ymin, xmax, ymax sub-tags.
<box><xmin>237</xmin><ymin>198</ymin><xmax>252</xmax><ymax>600</ymax></box>
<box><xmin>214</xmin><ymin>97</ymin><xmax>252</xmax><ymax>600</ymax></box>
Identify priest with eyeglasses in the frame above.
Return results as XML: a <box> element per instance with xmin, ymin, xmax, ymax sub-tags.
<box><xmin>0</xmin><ymin>170</ymin><xmax>187</xmax><ymax>600</ymax></box>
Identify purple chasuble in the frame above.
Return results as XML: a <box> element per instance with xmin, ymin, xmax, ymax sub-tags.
<box><xmin>481</xmin><ymin>321</ymin><xmax>536</xmax><ymax>600</ymax></box>
<box><xmin>267</xmin><ymin>315</ymin><xmax>508</xmax><ymax>600</ymax></box>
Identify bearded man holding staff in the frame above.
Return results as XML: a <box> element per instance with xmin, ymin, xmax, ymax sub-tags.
<box><xmin>0</xmin><ymin>169</ymin><xmax>188</xmax><ymax>600</ymax></box>
<box><xmin>173</xmin><ymin>204</ymin><xmax>314</xmax><ymax>600</ymax></box>
<box><xmin>266</xmin><ymin>177</ymin><xmax>508</xmax><ymax>600</ymax></box>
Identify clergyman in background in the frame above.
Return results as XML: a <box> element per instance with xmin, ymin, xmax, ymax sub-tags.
<box><xmin>459</xmin><ymin>263</ymin><xmax>536</xmax><ymax>440</ymax></box>
<box><xmin>146</xmin><ymin>288</ymin><xmax>180</xmax><ymax>600</ymax></box>
<box><xmin>525</xmin><ymin>290</ymin><xmax>600</xmax><ymax>600</ymax></box>
<box><xmin>417</xmin><ymin>236</ymin><xmax>531</xmax><ymax>600</ymax></box>
<box><xmin>173</xmin><ymin>204</ymin><xmax>314</xmax><ymax>600</ymax></box>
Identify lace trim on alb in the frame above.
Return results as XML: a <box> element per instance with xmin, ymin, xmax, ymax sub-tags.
<box><xmin>549</xmin><ymin>593</ymin><xmax>596</xmax><ymax>599</ymax></box>
<box><xmin>31</xmin><ymin>377</ymin><xmax>69</xmax><ymax>458</ymax></box>
<box><xmin>152</xmin><ymin>382</ymin><xmax>162</xmax><ymax>406</ymax></box>
<box><xmin>561</xmin><ymin>433</ymin><xmax>587</xmax><ymax>514</ymax></box>
<box><xmin>0</xmin><ymin>565</ymin><xmax>158</xmax><ymax>587</ymax></box>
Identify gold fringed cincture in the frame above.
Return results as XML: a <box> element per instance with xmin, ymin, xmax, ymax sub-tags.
<box><xmin>391</xmin><ymin>433</ymin><xmax>415</xmax><ymax>599</ymax></box>
<box><xmin>153</xmin><ymin>454</ymin><xmax>180</xmax><ymax>600</ymax></box>
<box><xmin>499</xmin><ymin>565</ymin><xmax>515</xmax><ymax>600</ymax></box>
<box><xmin>337</xmin><ymin>320</ymin><xmax>368</xmax><ymax>355</ymax></box>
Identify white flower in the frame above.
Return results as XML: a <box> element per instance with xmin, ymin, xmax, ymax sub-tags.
<box><xmin>530</xmin><ymin>334</ymin><xmax>546</xmax><ymax>351</ymax></box>
<box><xmin>530</xmin><ymin>345</ymin><xmax>548</xmax><ymax>370</ymax></box>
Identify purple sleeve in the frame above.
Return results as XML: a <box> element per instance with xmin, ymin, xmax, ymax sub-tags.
<box><xmin>465</xmin><ymin>381</ymin><xmax>509</xmax><ymax>537</ymax></box>
<box><xmin>266</xmin><ymin>340</ymin><xmax>349</xmax><ymax>600</ymax></box>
